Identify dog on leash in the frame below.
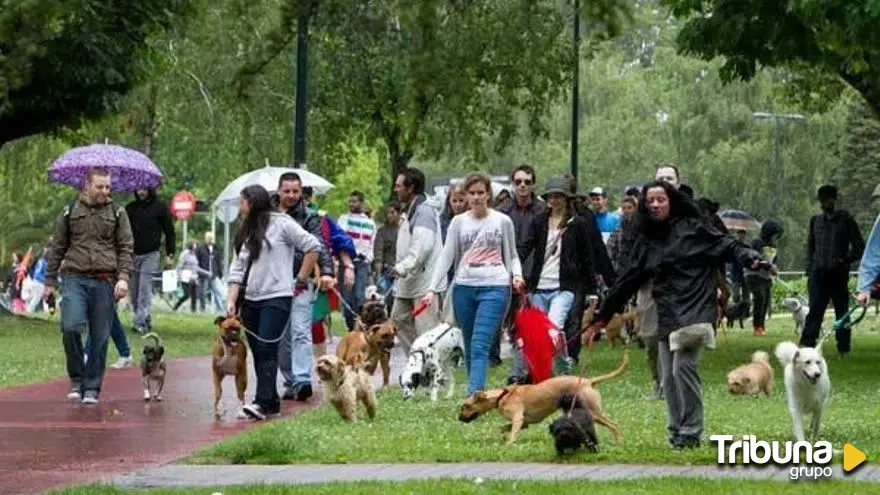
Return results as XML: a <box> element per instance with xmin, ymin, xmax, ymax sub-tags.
<box><xmin>316</xmin><ymin>354</ymin><xmax>377</xmax><ymax>422</ymax></box>
<box><xmin>212</xmin><ymin>316</ymin><xmax>248</xmax><ymax>419</ymax></box>
<box><xmin>723</xmin><ymin>300</ymin><xmax>749</xmax><ymax>330</ymax></box>
<box><xmin>141</xmin><ymin>332</ymin><xmax>166</xmax><ymax>402</ymax></box>
<box><xmin>400</xmin><ymin>323</ymin><xmax>465</xmax><ymax>401</ymax></box>
<box><xmin>580</xmin><ymin>299</ymin><xmax>638</xmax><ymax>347</ymax></box>
<box><xmin>775</xmin><ymin>341</ymin><xmax>830</xmax><ymax>442</ymax></box>
<box><xmin>338</xmin><ymin>301</ymin><xmax>397</xmax><ymax>386</ymax></box>
<box><xmin>459</xmin><ymin>349</ymin><xmax>628</xmax><ymax>445</ymax></box>
<box><xmin>781</xmin><ymin>297</ymin><xmax>809</xmax><ymax>335</ymax></box>
<box><xmin>548</xmin><ymin>393</ymin><xmax>599</xmax><ymax>455</ymax></box>
<box><xmin>727</xmin><ymin>351</ymin><xmax>773</xmax><ymax>397</ymax></box>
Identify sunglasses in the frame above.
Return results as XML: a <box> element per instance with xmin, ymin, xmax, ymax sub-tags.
<box><xmin>514</xmin><ymin>179</ymin><xmax>533</xmax><ymax>186</ymax></box>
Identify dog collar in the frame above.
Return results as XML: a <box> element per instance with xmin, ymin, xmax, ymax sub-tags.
<box><xmin>496</xmin><ymin>388</ymin><xmax>511</xmax><ymax>406</ymax></box>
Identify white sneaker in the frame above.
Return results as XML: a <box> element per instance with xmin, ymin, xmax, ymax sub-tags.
<box><xmin>111</xmin><ymin>356</ymin><xmax>133</xmax><ymax>369</ymax></box>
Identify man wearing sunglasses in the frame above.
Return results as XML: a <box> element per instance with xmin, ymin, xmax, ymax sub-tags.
<box><xmin>499</xmin><ymin>164</ymin><xmax>546</xmax><ymax>382</ymax></box>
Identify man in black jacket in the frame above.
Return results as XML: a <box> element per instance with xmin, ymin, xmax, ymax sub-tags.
<box><xmin>196</xmin><ymin>232</ymin><xmax>224</xmax><ymax>312</ymax></box>
<box><xmin>276</xmin><ymin>173</ymin><xmax>338</xmax><ymax>401</ymax></box>
<box><xmin>125</xmin><ymin>189</ymin><xmax>175</xmax><ymax>333</ymax></box>
<box><xmin>801</xmin><ymin>185</ymin><xmax>865</xmax><ymax>353</ymax></box>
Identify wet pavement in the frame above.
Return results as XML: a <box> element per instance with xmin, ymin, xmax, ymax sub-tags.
<box><xmin>0</xmin><ymin>341</ymin><xmax>406</xmax><ymax>495</ymax></box>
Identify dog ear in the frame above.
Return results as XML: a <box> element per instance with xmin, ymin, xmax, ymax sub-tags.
<box><xmin>367</xmin><ymin>324</ymin><xmax>382</xmax><ymax>335</ymax></box>
<box><xmin>214</xmin><ymin>316</ymin><xmax>226</xmax><ymax>326</ymax></box>
<box><xmin>792</xmin><ymin>350</ymin><xmax>800</xmax><ymax>362</ymax></box>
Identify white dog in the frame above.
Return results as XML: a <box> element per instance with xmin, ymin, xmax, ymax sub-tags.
<box><xmin>364</xmin><ymin>285</ymin><xmax>382</xmax><ymax>303</ymax></box>
<box><xmin>775</xmin><ymin>341</ymin><xmax>830</xmax><ymax>442</ymax></box>
<box><xmin>400</xmin><ymin>323</ymin><xmax>465</xmax><ymax>401</ymax></box>
<box><xmin>781</xmin><ymin>297</ymin><xmax>809</xmax><ymax>335</ymax></box>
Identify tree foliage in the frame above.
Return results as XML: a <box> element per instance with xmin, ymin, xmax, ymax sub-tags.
<box><xmin>663</xmin><ymin>0</ymin><xmax>880</xmax><ymax>116</ymax></box>
<box><xmin>835</xmin><ymin>103</ymin><xmax>880</xmax><ymax>235</ymax></box>
<box><xmin>0</xmin><ymin>0</ymin><xmax>200</xmax><ymax>147</ymax></box>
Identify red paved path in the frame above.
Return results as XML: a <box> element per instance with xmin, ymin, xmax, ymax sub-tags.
<box><xmin>0</xmin><ymin>355</ymin><xmax>322</xmax><ymax>495</ymax></box>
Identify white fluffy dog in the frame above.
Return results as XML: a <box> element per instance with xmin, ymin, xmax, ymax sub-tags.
<box><xmin>775</xmin><ymin>341</ymin><xmax>830</xmax><ymax>442</ymax></box>
<box><xmin>781</xmin><ymin>297</ymin><xmax>809</xmax><ymax>335</ymax></box>
<box><xmin>400</xmin><ymin>323</ymin><xmax>465</xmax><ymax>401</ymax></box>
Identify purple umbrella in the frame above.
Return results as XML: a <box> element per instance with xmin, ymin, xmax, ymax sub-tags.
<box><xmin>48</xmin><ymin>144</ymin><xmax>163</xmax><ymax>192</ymax></box>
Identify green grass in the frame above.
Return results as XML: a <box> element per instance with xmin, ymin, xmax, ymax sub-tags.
<box><xmin>0</xmin><ymin>310</ymin><xmax>215</xmax><ymax>387</ymax></box>
<box><xmin>190</xmin><ymin>317</ymin><xmax>880</xmax><ymax>465</ymax></box>
<box><xmin>48</xmin><ymin>478</ymin><xmax>880</xmax><ymax>495</ymax></box>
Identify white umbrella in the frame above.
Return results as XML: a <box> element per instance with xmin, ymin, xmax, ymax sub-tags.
<box><xmin>212</xmin><ymin>165</ymin><xmax>334</xmax><ymax>211</ymax></box>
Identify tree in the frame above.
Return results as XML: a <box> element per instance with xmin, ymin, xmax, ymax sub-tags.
<box><xmin>0</xmin><ymin>0</ymin><xmax>199</xmax><ymax>147</ymax></box>
<box><xmin>238</xmin><ymin>0</ymin><xmax>631</xmax><ymax>184</ymax></box>
<box><xmin>835</xmin><ymin>103</ymin><xmax>880</xmax><ymax>234</ymax></box>
<box><xmin>663</xmin><ymin>0</ymin><xmax>880</xmax><ymax>117</ymax></box>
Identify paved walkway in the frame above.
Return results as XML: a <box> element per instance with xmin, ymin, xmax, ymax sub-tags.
<box><xmin>110</xmin><ymin>462</ymin><xmax>879</xmax><ymax>487</ymax></box>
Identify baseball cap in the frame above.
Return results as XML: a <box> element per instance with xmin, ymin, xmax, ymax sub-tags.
<box><xmin>589</xmin><ymin>187</ymin><xmax>606</xmax><ymax>197</ymax></box>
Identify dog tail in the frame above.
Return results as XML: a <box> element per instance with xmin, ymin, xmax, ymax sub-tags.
<box><xmin>557</xmin><ymin>392</ymin><xmax>586</xmax><ymax>411</ymax></box>
<box><xmin>142</xmin><ymin>332</ymin><xmax>163</xmax><ymax>348</ymax></box>
<box><xmin>588</xmin><ymin>347</ymin><xmax>629</xmax><ymax>387</ymax></box>
<box><xmin>751</xmin><ymin>350</ymin><xmax>770</xmax><ymax>365</ymax></box>
<box><xmin>774</xmin><ymin>341</ymin><xmax>799</xmax><ymax>366</ymax></box>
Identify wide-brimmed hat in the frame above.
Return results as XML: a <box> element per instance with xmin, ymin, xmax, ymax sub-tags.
<box><xmin>541</xmin><ymin>177</ymin><xmax>572</xmax><ymax>199</ymax></box>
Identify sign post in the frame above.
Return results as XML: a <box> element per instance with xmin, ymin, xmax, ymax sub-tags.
<box><xmin>170</xmin><ymin>191</ymin><xmax>197</xmax><ymax>246</ymax></box>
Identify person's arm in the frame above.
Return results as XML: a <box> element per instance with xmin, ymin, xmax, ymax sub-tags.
<box><xmin>373</xmin><ymin>228</ymin><xmax>386</xmax><ymax>276</ymax></box>
<box><xmin>115</xmin><ymin>209</ymin><xmax>134</xmax><ymax>285</ymax></box>
<box><xmin>161</xmin><ymin>204</ymin><xmax>176</xmax><ymax>258</ymax></box>
<box><xmin>282</xmin><ymin>216</ymin><xmax>322</xmax><ymax>281</ymax></box>
<box><xmin>427</xmin><ymin>215</ymin><xmax>460</xmax><ymax>294</ymax></box>
<box><xmin>44</xmin><ymin>211</ymin><xmax>70</xmax><ymax>289</ymax></box>
<box><xmin>846</xmin><ymin>212</ymin><xmax>866</xmax><ymax>265</ymax></box>
<box><xmin>394</xmin><ymin>206</ymin><xmax>438</xmax><ymax>277</ymax></box>
<box><xmin>806</xmin><ymin>215</ymin><xmax>816</xmax><ymax>275</ymax></box>
<box><xmin>303</xmin><ymin>214</ymin><xmax>334</xmax><ymax>276</ymax></box>
<box><xmin>575</xmin><ymin>219</ymin><xmax>597</xmax><ymax>295</ymax></box>
<box><xmin>595</xmin><ymin>241</ymin><xmax>650</xmax><ymax>323</ymax></box>
<box><xmin>502</xmin><ymin>215</ymin><xmax>523</xmax><ymax>280</ymax></box>
<box><xmin>857</xmin><ymin>214</ymin><xmax>880</xmax><ymax>294</ymax></box>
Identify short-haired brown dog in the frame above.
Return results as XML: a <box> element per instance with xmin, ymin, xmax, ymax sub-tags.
<box><xmin>337</xmin><ymin>321</ymin><xmax>397</xmax><ymax>386</ymax></box>
<box><xmin>458</xmin><ymin>349</ymin><xmax>629</xmax><ymax>445</ymax></box>
<box><xmin>212</xmin><ymin>315</ymin><xmax>248</xmax><ymax>419</ymax></box>
<box><xmin>727</xmin><ymin>350</ymin><xmax>773</xmax><ymax>397</ymax></box>
<box><xmin>316</xmin><ymin>354</ymin><xmax>377</xmax><ymax>422</ymax></box>
<box><xmin>581</xmin><ymin>299</ymin><xmax>638</xmax><ymax>348</ymax></box>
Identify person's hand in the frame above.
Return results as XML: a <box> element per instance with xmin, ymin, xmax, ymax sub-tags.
<box><xmin>165</xmin><ymin>255</ymin><xmax>174</xmax><ymax>268</ymax></box>
<box><xmin>512</xmin><ymin>276</ymin><xmax>525</xmax><ymax>294</ymax></box>
<box><xmin>856</xmin><ymin>291</ymin><xmax>871</xmax><ymax>308</ymax></box>
<box><xmin>114</xmin><ymin>280</ymin><xmax>128</xmax><ymax>300</ymax></box>
<box><xmin>419</xmin><ymin>292</ymin><xmax>435</xmax><ymax>309</ymax></box>
<box><xmin>318</xmin><ymin>275</ymin><xmax>336</xmax><ymax>291</ymax></box>
<box><xmin>344</xmin><ymin>265</ymin><xmax>355</xmax><ymax>289</ymax></box>
<box><xmin>226</xmin><ymin>299</ymin><xmax>237</xmax><ymax>316</ymax></box>
<box><xmin>42</xmin><ymin>284</ymin><xmax>54</xmax><ymax>302</ymax></box>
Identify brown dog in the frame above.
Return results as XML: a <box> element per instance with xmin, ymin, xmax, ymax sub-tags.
<box><xmin>581</xmin><ymin>299</ymin><xmax>637</xmax><ymax>348</ymax></box>
<box><xmin>337</xmin><ymin>321</ymin><xmax>397</xmax><ymax>386</ymax></box>
<box><xmin>727</xmin><ymin>350</ymin><xmax>773</xmax><ymax>397</ymax></box>
<box><xmin>458</xmin><ymin>349</ymin><xmax>629</xmax><ymax>445</ymax></box>
<box><xmin>212</xmin><ymin>315</ymin><xmax>248</xmax><ymax>419</ymax></box>
<box><xmin>316</xmin><ymin>354</ymin><xmax>377</xmax><ymax>422</ymax></box>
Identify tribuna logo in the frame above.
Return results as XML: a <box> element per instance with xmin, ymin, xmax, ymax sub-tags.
<box><xmin>711</xmin><ymin>435</ymin><xmax>833</xmax><ymax>465</ymax></box>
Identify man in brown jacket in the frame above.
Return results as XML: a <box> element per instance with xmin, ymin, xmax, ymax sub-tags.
<box><xmin>44</xmin><ymin>167</ymin><xmax>134</xmax><ymax>404</ymax></box>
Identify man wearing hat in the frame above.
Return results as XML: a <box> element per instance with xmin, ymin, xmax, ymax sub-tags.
<box><xmin>588</xmin><ymin>187</ymin><xmax>621</xmax><ymax>244</ymax></box>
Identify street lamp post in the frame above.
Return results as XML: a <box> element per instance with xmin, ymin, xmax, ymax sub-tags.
<box><xmin>293</xmin><ymin>2</ymin><xmax>313</xmax><ymax>169</ymax></box>
<box><xmin>751</xmin><ymin>112</ymin><xmax>807</xmax><ymax>218</ymax></box>
<box><xmin>570</xmin><ymin>0</ymin><xmax>581</xmax><ymax>183</ymax></box>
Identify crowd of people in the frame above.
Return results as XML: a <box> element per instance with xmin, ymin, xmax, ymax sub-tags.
<box><xmin>37</xmin><ymin>160</ymin><xmax>879</xmax><ymax>447</ymax></box>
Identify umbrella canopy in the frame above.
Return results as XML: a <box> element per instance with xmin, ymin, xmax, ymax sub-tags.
<box><xmin>212</xmin><ymin>165</ymin><xmax>334</xmax><ymax>210</ymax></box>
<box><xmin>718</xmin><ymin>209</ymin><xmax>761</xmax><ymax>231</ymax></box>
<box><xmin>49</xmin><ymin>144</ymin><xmax>163</xmax><ymax>192</ymax></box>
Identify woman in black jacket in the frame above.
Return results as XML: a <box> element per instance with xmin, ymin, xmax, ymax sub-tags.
<box><xmin>525</xmin><ymin>177</ymin><xmax>596</xmax><ymax>366</ymax></box>
<box><xmin>589</xmin><ymin>181</ymin><xmax>762</xmax><ymax>450</ymax></box>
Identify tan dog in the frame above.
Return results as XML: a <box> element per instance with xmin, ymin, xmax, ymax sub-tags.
<box><xmin>581</xmin><ymin>299</ymin><xmax>638</xmax><ymax>348</ymax></box>
<box><xmin>212</xmin><ymin>315</ymin><xmax>248</xmax><ymax>419</ymax></box>
<box><xmin>727</xmin><ymin>350</ymin><xmax>773</xmax><ymax>397</ymax></box>
<box><xmin>316</xmin><ymin>354</ymin><xmax>377</xmax><ymax>422</ymax></box>
<box><xmin>458</xmin><ymin>349</ymin><xmax>629</xmax><ymax>445</ymax></box>
<box><xmin>337</xmin><ymin>321</ymin><xmax>397</xmax><ymax>386</ymax></box>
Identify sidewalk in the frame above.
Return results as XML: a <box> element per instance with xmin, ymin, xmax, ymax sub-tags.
<box><xmin>110</xmin><ymin>462</ymin><xmax>880</xmax><ymax>487</ymax></box>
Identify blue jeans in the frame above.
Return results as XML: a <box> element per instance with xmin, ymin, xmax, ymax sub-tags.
<box><xmin>339</xmin><ymin>259</ymin><xmax>370</xmax><ymax>330</ymax></box>
<box><xmin>453</xmin><ymin>284</ymin><xmax>510</xmax><ymax>395</ymax></box>
<box><xmin>241</xmin><ymin>297</ymin><xmax>292</xmax><ymax>411</ymax></box>
<box><xmin>85</xmin><ymin>309</ymin><xmax>131</xmax><ymax>359</ymax></box>
<box><xmin>278</xmin><ymin>284</ymin><xmax>316</xmax><ymax>387</ymax></box>
<box><xmin>130</xmin><ymin>251</ymin><xmax>159</xmax><ymax>329</ymax></box>
<box><xmin>60</xmin><ymin>275</ymin><xmax>116</xmax><ymax>394</ymax></box>
<box><xmin>199</xmin><ymin>276</ymin><xmax>225</xmax><ymax>312</ymax></box>
<box><xmin>530</xmin><ymin>290</ymin><xmax>575</xmax><ymax>329</ymax></box>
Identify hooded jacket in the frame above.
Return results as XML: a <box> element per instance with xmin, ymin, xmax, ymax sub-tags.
<box><xmin>125</xmin><ymin>190</ymin><xmax>176</xmax><ymax>257</ymax></box>
<box><xmin>744</xmin><ymin>220</ymin><xmax>783</xmax><ymax>280</ymax></box>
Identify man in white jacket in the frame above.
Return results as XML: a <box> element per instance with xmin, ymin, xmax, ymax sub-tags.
<box><xmin>390</xmin><ymin>167</ymin><xmax>442</xmax><ymax>354</ymax></box>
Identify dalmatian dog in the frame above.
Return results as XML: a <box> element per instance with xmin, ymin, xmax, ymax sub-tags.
<box><xmin>400</xmin><ymin>323</ymin><xmax>465</xmax><ymax>401</ymax></box>
<box><xmin>782</xmin><ymin>297</ymin><xmax>809</xmax><ymax>335</ymax></box>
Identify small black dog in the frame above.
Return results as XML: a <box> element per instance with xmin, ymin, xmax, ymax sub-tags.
<box><xmin>724</xmin><ymin>301</ymin><xmax>750</xmax><ymax>329</ymax></box>
<box><xmin>141</xmin><ymin>332</ymin><xmax>166</xmax><ymax>401</ymax></box>
<box><xmin>548</xmin><ymin>393</ymin><xmax>599</xmax><ymax>455</ymax></box>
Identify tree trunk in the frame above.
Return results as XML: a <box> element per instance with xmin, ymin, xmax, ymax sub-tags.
<box><xmin>387</xmin><ymin>148</ymin><xmax>413</xmax><ymax>200</ymax></box>
<box><xmin>137</xmin><ymin>84</ymin><xmax>160</xmax><ymax>157</ymax></box>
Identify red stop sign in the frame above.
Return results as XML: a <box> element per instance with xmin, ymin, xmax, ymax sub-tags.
<box><xmin>170</xmin><ymin>191</ymin><xmax>196</xmax><ymax>220</ymax></box>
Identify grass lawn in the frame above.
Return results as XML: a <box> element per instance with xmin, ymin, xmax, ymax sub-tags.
<box><xmin>0</xmin><ymin>310</ymin><xmax>216</xmax><ymax>387</ymax></box>
<box><xmin>191</xmin><ymin>317</ymin><xmax>880</xmax><ymax>465</ymax></box>
<box><xmin>50</xmin><ymin>478</ymin><xmax>880</xmax><ymax>495</ymax></box>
